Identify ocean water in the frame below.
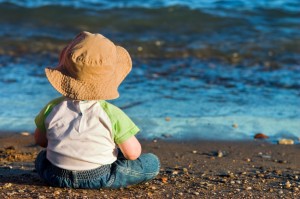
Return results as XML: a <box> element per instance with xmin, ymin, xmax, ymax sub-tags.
<box><xmin>0</xmin><ymin>0</ymin><xmax>299</xmax><ymax>141</ymax></box>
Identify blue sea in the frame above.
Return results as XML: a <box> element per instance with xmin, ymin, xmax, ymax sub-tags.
<box><xmin>0</xmin><ymin>0</ymin><xmax>299</xmax><ymax>141</ymax></box>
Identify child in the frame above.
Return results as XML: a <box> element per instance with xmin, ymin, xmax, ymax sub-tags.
<box><xmin>34</xmin><ymin>31</ymin><xmax>160</xmax><ymax>189</ymax></box>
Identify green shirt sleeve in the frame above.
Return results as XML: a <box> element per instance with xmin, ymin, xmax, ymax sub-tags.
<box><xmin>100</xmin><ymin>101</ymin><xmax>140</xmax><ymax>144</ymax></box>
<box><xmin>34</xmin><ymin>97</ymin><xmax>65</xmax><ymax>133</ymax></box>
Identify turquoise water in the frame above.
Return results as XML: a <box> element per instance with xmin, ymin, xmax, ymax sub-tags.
<box><xmin>0</xmin><ymin>0</ymin><xmax>299</xmax><ymax>141</ymax></box>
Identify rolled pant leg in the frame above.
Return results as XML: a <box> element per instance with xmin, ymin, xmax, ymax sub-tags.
<box><xmin>108</xmin><ymin>152</ymin><xmax>160</xmax><ymax>188</ymax></box>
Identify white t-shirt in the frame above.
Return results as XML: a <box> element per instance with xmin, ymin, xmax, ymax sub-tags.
<box><xmin>35</xmin><ymin>97</ymin><xmax>139</xmax><ymax>170</ymax></box>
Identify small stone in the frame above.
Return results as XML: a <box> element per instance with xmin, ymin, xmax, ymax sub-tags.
<box><xmin>217</xmin><ymin>151</ymin><xmax>223</xmax><ymax>158</ymax></box>
<box><xmin>165</xmin><ymin>117</ymin><xmax>171</xmax><ymax>122</ymax></box>
<box><xmin>183</xmin><ymin>168</ymin><xmax>188</xmax><ymax>173</ymax></box>
<box><xmin>232</xmin><ymin>52</ymin><xmax>239</xmax><ymax>58</ymax></box>
<box><xmin>230</xmin><ymin>180</ymin><xmax>235</xmax><ymax>184</ymax></box>
<box><xmin>277</xmin><ymin>160</ymin><xmax>287</xmax><ymax>164</ymax></box>
<box><xmin>178</xmin><ymin>192</ymin><xmax>183</xmax><ymax>196</ymax></box>
<box><xmin>151</xmin><ymin>186</ymin><xmax>156</xmax><ymax>190</ymax></box>
<box><xmin>294</xmin><ymin>187</ymin><xmax>299</xmax><ymax>192</ymax></box>
<box><xmin>194</xmin><ymin>192</ymin><xmax>199</xmax><ymax>196</ymax></box>
<box><xmin>254</xmin><ymin>133</ymin><xmax>269</xmax><ymax>139</ymax></box>
<box><xmin>155</xmin><ymin>41</ymin><xmax>162</xmax><ymax>46</ymax></box>
<box><xmin>5</xmin><ymin>146</ymin><xmax>15</xmax><ymax>150</ymax></box>
<box><xmin>54</xmin><ymin>191</ymin><xmax>60</xmax><ymax>195</ymax></box>
<box><xmin>261</xmin><ymin>155</ymin><xmax>272</xmax><ymax>159</ymax></box>
<box><xmin>20</xmin><ymin>132</ymin><xmax>30</xmax><ymax>136</ymax></box>
<box><xmin>279</xmin><ymin>190</ymin><xmax>284</xmax><ymax>194</ymax></box>
<box><xmin>137</xmin><ymin>46</ymin><xmax>143</xmax><ymax>51</ymax></box>
<box><xmin>245</xmin><ymin>158</ymin><xmax>251</xmax><ymax>162</ymax></box>
<box><xmin>285</xmin><ymin>181</ymin><xmax>291</xmax><ymax>189</ymax></box>
<box><xmin>232</xmin><ymin>123</ymin><xmax>238</xmax><ymax>128</ymax></box>
<box><xmin>278</xmin><ymin>139</ymin><xmax>294</xmax><ymax>145</ymax></box>
<box><xmin>161</xmin><ymin>177</ymin><xmax>168</xmax><ymax>183</ymax></box>
<box><xmin>172</xmin><ymin>170</ymin><xmax>179</xmax><ymax>175</ymax></box>
<box><xmin>3</xmin><ymin>183</ymin><xmax>12</xmax><ymax>188</ymax></box>
<box><xmin>192</xmin><ymin>150</ymin><xmax>197</xmax><ymax>154</ymax></box>
<box><xmin>246</xmin><ymin>187</ymin><xmax>252</xmax><ymax>190</ymax></box>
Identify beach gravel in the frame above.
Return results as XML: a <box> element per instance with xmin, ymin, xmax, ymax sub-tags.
<box><xmin>0</xmin><ymin>133</ymin><xmax>299</xmax><ymax>198</ymax></box>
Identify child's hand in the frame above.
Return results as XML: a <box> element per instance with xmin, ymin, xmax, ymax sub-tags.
<box><xmin>34</xmin><ymin>128</ymin><xmax>48</xmax><ymax>148</ymax></box>
<box><xmin>118</xmin><ymin>136</ymin><xmax>141</xmax><ymax>160</ymax></box>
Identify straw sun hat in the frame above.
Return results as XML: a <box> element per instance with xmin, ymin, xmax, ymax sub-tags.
<box><xmin>45</xmin><ymin>31</ymin><xmax>132</xmax><ymax>100</ymax></box>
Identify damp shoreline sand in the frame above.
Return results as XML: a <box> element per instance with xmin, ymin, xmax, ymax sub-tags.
<box><xmin>0</xmin><ymin>132</ymin><xmax>299</xmax><ymax>198</ymax></box>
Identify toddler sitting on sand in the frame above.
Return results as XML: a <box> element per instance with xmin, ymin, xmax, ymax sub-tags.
<box><xmin>34</xmin><ymin>31</ymin><xmax>160</xmax><ymax>188</ymax></box>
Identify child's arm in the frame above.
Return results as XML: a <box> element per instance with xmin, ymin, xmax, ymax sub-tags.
<box><xmin>118</xmin><ymin>135</ymin><xmax>141</xmax><ymax>160</ymax></box>
<box><xmin>34</xmin><ymin>128</ymin><xmax>48</xmax><ymax>148</ymax></box>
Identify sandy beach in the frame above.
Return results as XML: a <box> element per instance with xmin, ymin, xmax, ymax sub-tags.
<box><xmin>0</xmin><ymin>132</ymin><xmax>299</xmax><ymax>198</ymax></box>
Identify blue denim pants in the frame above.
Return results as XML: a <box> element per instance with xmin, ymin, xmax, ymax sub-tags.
<box><xmin>35</xmin><ymin>150</ymin><xmax>160</xmax><ymax>189</ymax></box>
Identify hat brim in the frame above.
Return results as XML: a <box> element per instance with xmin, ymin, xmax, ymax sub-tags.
<box><xmin>45</xmin><ymin>46</ymin><xmax>132</xmax><ymax>100</ymax></box>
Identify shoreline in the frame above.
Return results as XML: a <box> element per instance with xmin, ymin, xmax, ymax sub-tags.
<box><xmin>0</xmin><ymin>133</ymin><xmax>299</xmax><ymax>198</ymax></box>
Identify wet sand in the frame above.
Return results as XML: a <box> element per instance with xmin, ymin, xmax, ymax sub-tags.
<box><xmin>0</xmin><ymin>133</ymin><xmax>299</xmax><ymax>198</ymax></box>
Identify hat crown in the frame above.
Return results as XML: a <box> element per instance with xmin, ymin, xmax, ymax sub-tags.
<box><xmin>45</xmin><ymin>31</ymin><xmax>132</xmax><ymax>100</ymax></box>
<box><xmin>60</xmin><ymin>31</ymin><xmax>117</xmax><ymax>81</ymax></box>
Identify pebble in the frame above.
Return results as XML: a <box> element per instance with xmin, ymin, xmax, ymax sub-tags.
<box><xmin>165</xmin><ymin>117</ymin><xmax>171</xmax><ymax>122</ymax></box>
<box><xmin>245</xmin><ymin>158</ymin><xmax>251</xmax><ymax>162</ymax></box>
<box><xmin>277</xmin><ymin>160</ymin><xmax>287</xmax><ymax>164</ymax></box>
<box><xmin>2</xmin><ymin>166</ymin><xmax>13</xmax><ymax>169</ymax></box>
<box><xmin>217</xmin><ymin>150</ymin><xmax>223</xmax><ymax>158</ymax></box>
<box><xmin>53</xmin><ymin>191</ymin><xmax>60</xmax><ymax>195</ymax></box>
<box><xmin>193</xmin><ymin>192</ymin><xmax>200</xmax><ymax>196</ymax></box>
<box><xmin>192</xmin><ymin>150</ymin><xmax>197</xmax><ymax>154</ymax></box>
<box><xmin>20</xmin><ymin>131</ymin><xmax>30</xmax><ymax>136</ymax></box>
<box><xmin>5</xmin><ymin>146</ymin><xmax>15</xmax><ymax>150</ymax></box>
<box><xmin>294</xmin><ymin>187</ymin><xmax>299</xmax><ymax>192</ymax></box>
<box><xmin>137</xmin><ymin>46</ymin><xmax>143</xmax><ymax>51</ymax></box>
<box><xmin>178</xmin><ymin>192</ymin><xmax>183</xmax><ymax>196</ymax></box>
<box><xmin>172</xmin><ymin>170</ymin><xmax>179</xmax><ymax>175</ymax></box>
<box><xmin>254</xmin><ymin>133</ymin><xmax>269</xmax><ymax>139</ymax></box>
<box><xmin>155</xmin><ymin>41</ymin><xmax>162</xmax><ymax>46</ymax></box>
<box><xmin>161</xmin><ymin>177</ymin><xmax>168</xmax><ymax>183</ymax></box>
<box><xmin>246</xmin><ymin>187</ymin><xmax>252</xmax><ymax>190</ymax></box>
<box><xmin>3</xmin><ymin>183</ymin><xmax>12</xmax><ymax>188</ymax></box>
<box><xmin>261</xmin><ymin>155</ymin><xmax>272</xmax><ymax>159</ymax></box>
<box><xmin>285</xmin><ymin>181</ymin><xmax>291</xmax><ymax>189</ymax></box>
<box><xmin>278</xmin><ymin>139</ymin><xmax>294</xmax><ymax>145</ymax></box>
<box><xmin>232</xmin><ymin>123</ymin><xmax>238</xmax><ymax>128</ymax></box>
